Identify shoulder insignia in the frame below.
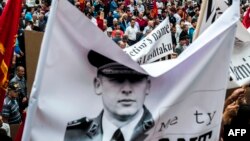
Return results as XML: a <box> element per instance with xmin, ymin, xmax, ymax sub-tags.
<box><xmin>67</xmin><ymin>117</ymin><xmax>92</xmax><ymax>129</ymax></box>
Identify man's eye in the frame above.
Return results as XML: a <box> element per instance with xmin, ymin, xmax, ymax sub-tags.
<box><xmin>128</xmin><ymin>78</ymin><xmax>144</xmax><ymax>83</ymax></box>
<box><xmin>109</xmin><ymin>78</ymin><xmax>125</xmax><ymax>83</ymax></box>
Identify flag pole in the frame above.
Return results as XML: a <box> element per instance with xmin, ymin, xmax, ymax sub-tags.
<box><xmin>193</xmin><ymin>0</ymin><xmax>208</xmax><ymax>40</ymax></box>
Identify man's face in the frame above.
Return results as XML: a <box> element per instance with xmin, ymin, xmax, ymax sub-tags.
<box><xmin>130</xmin><ymin>20</ymin><xmax>135</xmax><ymax>27</ymax></box>
<box><xmin>94</xmin><ymin>74</ymin><xmax>150</xmax><ymax>120</ymax></box>
<box><xmin>17</xmin><ymin>67</ymin><xmax>25</xmax><ymax>78</ymax></box>
<box><xmin>179</xmin><ymin>39</ymin><xmax>186</xmax><ymax>46</ymax></box>
<box><xmin>9</xmin><ymin>90</ymin><xmax>19</xmax><ymax>98</ymax></box>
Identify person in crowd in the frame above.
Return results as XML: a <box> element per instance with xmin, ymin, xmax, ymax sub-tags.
<box><xmin>143</xmin><ymin>20</ymin><xmax>154</xmax><ymax>34</ymax></box>
<box><xmin>0</xmin><ymin>115</ymin><xmax>11</xmax><ymax>137</ymax></box>
<box><xmin>110</xmin><ymin>0</ymin><xmax>118</xmax><ymax>12</ymax></box>
<box><xmin>188</xmin><ymin>18</ymin><xmax>197</xmax><ymax>43</ymax></box>
<box><xmin>125</xmin><ymin>19</ymin><xmax>139</xmax><ymax>45</ymax></box>
<box><xmin>136</xmin><ymin>12</ymin><xmax>148</xmax><ymax>31</ymax></box>
<box><xmin>111</xmin><ymin>24</ymin><xmax>124</xmax><ymax>38</ymax></box>
<box><xmin>2</xmin><ymin>82</ymin><xmax>22</xmax><ymax>125</ymax></box>
<box><xmin>112</xmin><ymin>30</ymin><xmax>123</xmax><ymax>44</ymax></box>
<box><xmin>174</xmin><ymin>35</ymin><xmax>187</xmax><ymax>55</ymax></box>
<box><xmin>0</xmin><ymin>128</ymin><xmax>12</xmax><ymax>141</ymax></box>
<box><xmin>10</xmin><ymin>66</ymin><xmax>28</xmax><ymax>113</ymax></box>
<box><xmin>137</xmin><ymin>1</ymin><xmax>145</xmax><ymax>13</ymax></box>
<box><xmin>221</xmin><ymin>86</ymin><xmax>250</xmax><ymax>141</ymax></box>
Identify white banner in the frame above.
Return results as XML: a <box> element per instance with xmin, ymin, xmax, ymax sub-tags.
<box><xmin>229</xmin><ymin>38</ymin><xmax>250</xmax><ymax>87</ymax></box>
<box><xmin>123</xmin><ymin>18</ymin><xmax>173</xmax><ymax>65</ymax></box>
<box><xmin>195</xmin><ymin>0</ymin><xmax>250</xmax><ymax>88</ymax></box>
<box><xmin>22</xmin><ymin>0</ymin><xmax>239</xmax><ymax>141</ymax></box>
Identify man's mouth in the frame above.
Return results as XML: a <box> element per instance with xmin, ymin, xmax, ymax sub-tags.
<box><xmin>118</xmin><ymin>99</ymin><xmax>136</xmax><ymax>102</ymax></box>
<box><xmin>118</xmin><ymin>99</ymin><xmax>136</xmax><ymax>105</ymax></box>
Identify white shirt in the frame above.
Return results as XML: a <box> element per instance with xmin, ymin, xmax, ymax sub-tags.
<box><xmin>174</xmin><ymin>13</ymin><xmax>181</xmax><ymax>24</ymax></box>
<box><xmin>125</xmin><ymin>26</ymin><xmax>139</xmax><ymax>41</ymax></box>
<box><xmin>25</xmin><ymin>25</ymin><xmax>32</xmax><ymax>30</ymax></box>
<box><xmin>127</xmin><ymin>4</ymin><xmax>135</xmax><ymax>13</ymax></box>
<box><xmin>102</xmin><ymin>109</ymin><xmax>144</xmax><ymax>141</ymax></box>
<box><xmin>91</xmin><ymin>17</ymin><xmax>98</xmax><ymax>26</ymax></box>
<box><xmin>137</xmin><ymin>5</ymin><xmax>145</xmax><ymax>13</ymax></box>
<box><xmin>156</xmin><ymin>2</ymin><xmax>164</xmax><ymax>14</ymax></box>
<box><xmin>1</xmin><ymin>123</ymin><xmax>11</xmax><ymax>137</ymax></box>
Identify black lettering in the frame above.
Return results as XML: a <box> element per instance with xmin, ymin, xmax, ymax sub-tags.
<box><xmin>159</xmin><ymin>46</ymin><xmax>164</xmax><ymax>54</ymax></box>
<box><xmin>177</xmin><ymin>138</ymin><xmax>197</xmax><ymax>141</ymax></box>
<box><xmin>170</xmin><ymin>116</ymin><xmax>178</xmax><ymax>125</ymax></box>
<box><xmin>167</xmin><ymin>43</ymin><xmax>172</xmax><ymax>51</ymax></box>
<box><xmin>129</xmin><ymin>51</ymin><xmax>136</xmax><ymax>56</ymax></box>
<box><xmin>206</xmin><ymin>0</ymin><xmax>214</xmax><ymax>22</ymax></box>
<box><xmin>190</xmin><ymin>137</ymin><xmax>198</xmax><ymax>141</ymax></box>
<box><xmin>229</xmin><ymin>66</ymin><xmax>242</xmax><ymax>80</ymax></box>
<box><xmin>146</xmin><ymin>38</ymin><xmax>153</xmax><ymax>44</ymax></box>
<box><xmin>138</xmin><ymin>43</ymin><xmax>147</xmax><ymax>50</ymax></box>
<box><xmin>152</xmin><ymin>33</ymin><xmax>158</xmax><ymax>41</ymax></box>
<box><xmin>236</xmin><ymin>65</ymin><xmax>250</xmax><ymax>78</ymax></box>
<box><xmin>158</xmin><ymin>116</ymin><xmax>178</xmax><ymax>132</ymax></box>
<box><xmin>207</xmin><ymin>111</ymin><xmax>216</xmax><ymax>126</ymax></box>
<box><xmin>225</xmin><ymin>0</ymin><xmax>232</xmax><ymax>6</ymax></box>
<box><xmin>131</xmin><ymin>49</ymin><xmax>139</xmax><ymax>54</ymax></box>
<box><xmin>198</xmin><ymin>131</ymin><xmax>212</xmax><ymax>141</ymax></box>
<box><xmin>166</xmin><ymin>25</ymin><xmax>170</xmax><ymax>33</ymax></box>
<box><xmin>159</xmin><ymin>139</ymin><xmax>169</xmax><ymax>141</ymax></box>
<box><xmin>194</xmin><ymin>110</ymin><xmax>204</xmax><ymax>124</ymax></box>
<box><xmin>160</xmin><ymin>27</ymin><xmax>166</xmax><ymax>35</ymax></box>
<box><xmin>229</xmin><ymin>77</ymin><xmax>233</xmax><ymax>81</ymax></box>
<box><xmin>211</xmin><ymin>13</ymin><xmax>217</xmax><ymax>23</ymax></box>
<box><xmin>157</xmin><ymin>30</ymin><xmax>162</xmax><ymax>39</ymax></box>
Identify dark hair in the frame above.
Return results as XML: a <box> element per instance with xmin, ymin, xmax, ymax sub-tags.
<box><xmin>191</xmin><ymin>19</ymin><xmax>197</xmax><ymax>24</ymax></box>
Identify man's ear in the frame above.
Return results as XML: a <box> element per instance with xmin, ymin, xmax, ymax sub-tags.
<box><xmin>94</xmin><ymin>77</ymin><xmax>102</xmax><ymax>95</ymax></box>
<box><xmin>146</xmin><ymin>78</ymin><xmax>151</xmax><ymax>95</ymax></box>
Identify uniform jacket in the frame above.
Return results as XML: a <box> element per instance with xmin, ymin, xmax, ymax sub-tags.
<box><xmin>64</xmin><ymin>106</ymin><xmax>154</xmax><ymax>141</ymax></box>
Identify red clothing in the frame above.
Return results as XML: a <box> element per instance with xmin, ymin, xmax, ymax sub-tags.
<box><xmin>96</xmin><ymin>17</ymin><xmax>104</xmax><ymax>31</ymax></box>
<box><xmin>136</xmin><ymin>18</ymin><xmax>147</xmax><ymax>29</ymax></box>
<box><xmin>125</xmin><ymin>0</ymin><xmax>130</xmax><ymax>6</ymax></box>
<box><xmin>243</xmin><ymin>8</ymin><xmax>250</xmax><ymax>29</ymax></box>
<box><xmin>14</xmin><ymin>112</ymin><xmax>26</xmax><ymax>141</ymax></box>
<box><xmin>78</xmin><ymin>0</ymin><xmax>85</xmax><ymax>11</ymax></box>
<box><xmin>111</xmin><ymin>30</ymin><xmax>124</xmax><ymax>38</ymax></box>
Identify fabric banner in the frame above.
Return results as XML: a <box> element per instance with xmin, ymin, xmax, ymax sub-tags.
<box><xmin>195</xmin><ymin>0</ymin><xmax>250</xmax><ymax>88</ymax></box>
<box><xmin>22</xmin><ymin>0</ymin><xmax>239</xmax><ymax>141</ymax></box>
<box><xmin>229</xmin><ymin>38</ymin><xmax>250</xmax><ymax>87</ymax></box>
<box><xmin>123</xmin><ymin>18</ymin><xmax>173</xmax><ymax>65</ymax></box>
<box><xmin>0</xmin><ymin>0</ymin><xmax>22</xmax><ymax>111</ymax></box>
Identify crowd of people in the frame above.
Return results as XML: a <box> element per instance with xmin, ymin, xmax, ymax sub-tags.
<box><xmin>0</xmin><ymin>0</ymin><xmax>250</xmax><ymax>140</ymax></box>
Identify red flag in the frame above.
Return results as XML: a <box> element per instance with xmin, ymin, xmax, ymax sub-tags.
<box><xmin>151</xmin><ymin>0</ymin><xmax>158</xmax><ymax>18</ymax></box>
<box><xmin>242</xmin><ymin>8</ymin><xmax>250</xmax><ymax>29</ymax></box>
<box><xmin>0</xmin><ymin>0</ymin><xmax>22</xmax><ymax>111</ymax></box>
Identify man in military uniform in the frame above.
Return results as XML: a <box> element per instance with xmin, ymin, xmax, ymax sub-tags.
<box><xmin>64</xmin><ymin>50</ymin><xmax>154</xmax><ymax>141</ymax></box>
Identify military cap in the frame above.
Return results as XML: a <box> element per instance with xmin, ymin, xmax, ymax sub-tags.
<box><xmin>8</xmin><ymin>82</ymin><xmax>21</xmax><ymax>91</ymax></box>
<box><xmin>87</xmin><ymin>50</ymin><xmax>147</xmax><ymax>76</ymax></box>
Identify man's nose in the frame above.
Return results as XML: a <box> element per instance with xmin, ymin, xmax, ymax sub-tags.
<box><xmin>121</xmin><ymin>80</ymin><xmax>132</xmax><ymax>95</ymax></box>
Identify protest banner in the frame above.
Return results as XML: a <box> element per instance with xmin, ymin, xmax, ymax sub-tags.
<box><xmin>123</xmin><ymin>18</ymin><xmax>173</xmax><ymax>65</ymax></box>
<box><xmin>22</xmin><ymin>0</ymin><xmax>239</xmax><ymax>140</ymax></box>
<box><xmin>194</xmin><ymin>0</ymin><xmax>250</xmax><ymax>88</ymax></box>
<box><xmin>0</xmin><ymin>0</ymin><xmax>22</xmax><ymax>111</ymax></box>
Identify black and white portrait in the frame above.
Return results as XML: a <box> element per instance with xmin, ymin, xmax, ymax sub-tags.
<box><xmin>64</xmin><ymin>50</ymin><xmax>154</xmax><ymax>141</ymax></box>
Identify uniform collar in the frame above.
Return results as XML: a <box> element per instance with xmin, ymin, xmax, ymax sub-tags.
<box><xmin>86</xmin><ymin>106</ymin><xmax>154</xmax><ymax>140</ymax></box>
